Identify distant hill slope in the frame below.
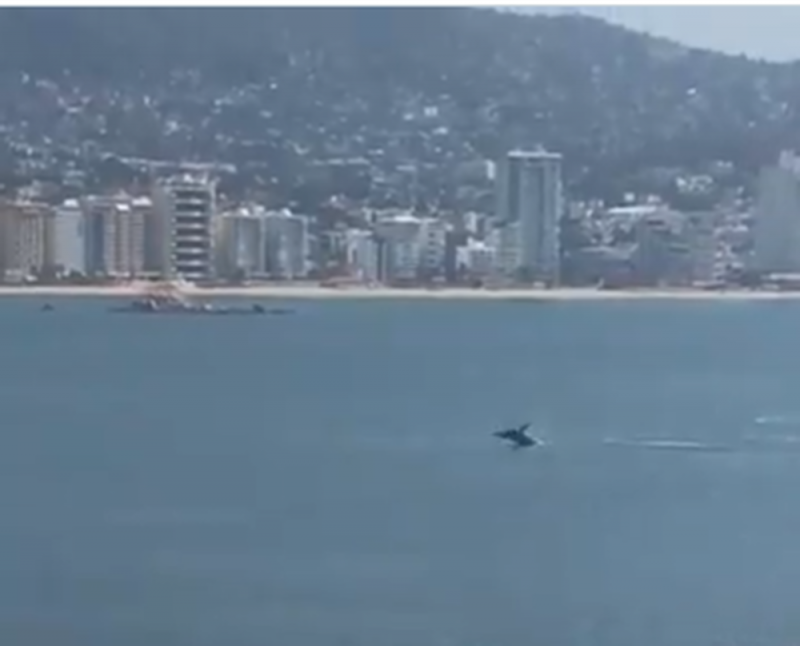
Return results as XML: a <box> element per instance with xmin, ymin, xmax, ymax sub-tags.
<box><xmin>0</xmin><ymin>7</ymin><xmax>797</xmax><ymax>199</ymax></box>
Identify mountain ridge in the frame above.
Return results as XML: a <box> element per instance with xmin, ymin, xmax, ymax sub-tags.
<box><xmin>0</xmin><ymin>7</ymin><xmax>796</xmax><ymax>203</ymax></box>
<box><xmin>512</xmin><ymin>6</ymin><xmax>800</xmax><ymax>63</ymax></box>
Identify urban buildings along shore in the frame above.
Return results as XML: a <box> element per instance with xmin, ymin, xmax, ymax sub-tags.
<box><xmin>0</xmin><ymin>148</ymin><xmax>798</xmax><ymax>291</ymax></box>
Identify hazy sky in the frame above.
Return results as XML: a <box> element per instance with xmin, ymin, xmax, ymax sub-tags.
<box><xmin>522</xmin><ymin>6</ymin><xmax>800</xmax><ymax>62</ymax></box>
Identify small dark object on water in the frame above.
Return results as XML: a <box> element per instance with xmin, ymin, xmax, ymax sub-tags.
<box><xmin>41</xmin><ymin>303</ymin><xmax>54</xmax><ymax>312</ymax></box>
<box><xmin>110</xmin><ymin>298</ymin><xmax>268</xmax><ymax>316</ymax></box>
<box><xmin>493</xmin><ymin>422</ymin><xmax>538</xmax><ymax>449</ymax></box>
<box><xmin>254</xmin><ymin>304</ymin><xmax>297</xmax><ymax>315</ymax></box>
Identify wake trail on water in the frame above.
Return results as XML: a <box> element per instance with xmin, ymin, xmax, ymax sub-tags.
<box><xmin>741</xmin><ymin>433</ymin><xmax>800</xmax><ymax>449</ymax></box>
<box><xmin>754</xmin><ymin>413</ymin><xmax>800</xmax><ymax>427</ymax></box>
<box><xmin>346</xmin><ymin>419</ymin><xmax>800</xmax><ymax>457</ymax></box>
<box><xmin>601</xmin><ymin>437</ymin><xmax>731</xmax><ymax>453</ymax></box>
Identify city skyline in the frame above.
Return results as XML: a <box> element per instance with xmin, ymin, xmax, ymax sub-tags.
<box><xmin>0</xmin><ymin>142</ymin><xmax>766</xmax><ymax>292</ymax></box>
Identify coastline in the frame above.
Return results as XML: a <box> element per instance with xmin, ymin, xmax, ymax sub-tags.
<box><xmin>1</xmin><ymin>284</ymin><xmax>800</xmax><ymax>301</ymax></box>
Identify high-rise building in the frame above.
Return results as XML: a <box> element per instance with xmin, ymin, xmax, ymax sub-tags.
<box><xmin>344</xmin><ymin>229</ymin><xmax>380</xmax><ymax>283</ymax></box>
<box><xmin>631</xmin><ymin>215</ymin><xmax>677</xmax><ymax>287</ymax></box>
<box><xmin>417</xmin><ymin>217</ymin><xmax>449</xmax><ymax>279</ymax></box>
<box><xmin>263</xmin><ymin>209</ymin><xmax>309</xmax><ymax>279</ymax></box>
<box><xmin>153</xmin><ymin>175</ymin><xmax>217</xmax><ymax>282</ymax></box>
<box><xmin>53</xmin><ymin>199</ymin><xmax>85</xmax><ymax>277</ymax></box>
<box><xmin>685</xmin><ymin>212</ymin><xmax>719</xmax><ymax>284</ymax></box>
<box><xmin>0</xmin><ymin>200</ymin><xmax>55</xmax><ymax>282</ymax></box>
<box><xmin>754</xmin><ymin>151</ymin><xmax>800</xmax><ymax>273</ymax></box>
<box><xmin>488</xmin><ymin>221</ymin><xmax>522</xmax><ymax>278</ymax></box>
<box><xmin>375</xmin><ymin>212</ymin><xmax>423</xmax><ymax>283</ymax></box>
<box><xmin>215</xmin><ymin>207</ymin><xmax>268</xmax><ymax>280</ymax></box>
<box><xmin>81</xmin><ymin>194</ymin><xmax>148</xmax><ymax>278</ymax></box>
<box><xmin>496</xmin><ymin>149</ymin><xmax>563</xmax><ymax>284</ymax></box>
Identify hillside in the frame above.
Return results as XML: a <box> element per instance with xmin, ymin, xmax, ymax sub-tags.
<box><xmin>0</xmin><ymin>7</ymin><xmax>797</xmax><ymax>202</ymax></box>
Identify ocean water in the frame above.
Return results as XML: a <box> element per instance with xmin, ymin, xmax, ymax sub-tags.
<box><xmin>1</xmin><ymin>297</ymin><xmax>800</xmax><ymax>646</ymax></box>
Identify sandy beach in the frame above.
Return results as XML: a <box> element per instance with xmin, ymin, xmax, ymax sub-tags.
<box><xmin>0</xmin><ymin>284</ymin><xmax>799</xmax><ymax>301</ymax></box>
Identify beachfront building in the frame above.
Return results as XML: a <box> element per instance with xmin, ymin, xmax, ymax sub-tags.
<box><xmin>215</xmin><ymin>206</ymin><xmax>268</xmax><ymax>281</ymax></box>
<box><xmin>487</xmin><ymin>221</ymin><xmax>522</xmax><ymax>278</ymax></box>
<box><xmin>0</xmin><ymin>200</ymin><xmax>55</xmax><ymax>282</ymax></box>
<box><xmin>754</xmin><ymin>151</ymin><xmax>800</xmax><ymax>274</ymax></box>
<box><xmin>375</xmin><ymin>212</ymin><xmax>423</xmax><ymax>283</ymax></box>
<box><xmin>685</xmin><ymin>211</ymin><xmax>719</xmax><ymax>284</ymax></box>
<box><xmin>53</xmin><ymin>199</ymin><xmax>85</xmax><ymax>277</ymax></box>
<box><xmin>496</xmin><ymin>149</ymin><xmax>563</xmax><ymax>284</ymax></box>
<box><xmin>457</xmin><ymin>239</ymin><xmax>496</xmax><ymax>280</ymax></box>
<box><xmin>153</xmin><ymin>175</ymin><xmax>217</xmax><ymax>282</ymax></box>
<box><xmin>344</xmin><ymin>229</ymin><xmax>380</xmax><ymax>283</ymax></box>
<box><xmin>262</xmin><ymin>209</ymin><xmax>310</xmax><ymax>279</ymax></box>
<box><xmin>417</xmin><ymin>217</ymin><xmax>449</xmax><ymax>280</ymax></box>
<box><xmin>82</xmin><ymin>193</ymin><xmax>149</xmax><ymax>278</ymax></box>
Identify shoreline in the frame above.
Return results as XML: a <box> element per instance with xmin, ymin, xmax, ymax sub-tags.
<box><xmin>2</xmin><ymin>284</ymin><xmax>800</xmax><ymax>301</ymax></box>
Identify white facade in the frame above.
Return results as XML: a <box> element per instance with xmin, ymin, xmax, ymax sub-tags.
<box><xmin>0</xmin><ymin>201</ymin><xmax>54</xmax><ymax>281</ymax></box>
<box><xmin>458</xmin><ymin>239</ymin><xmax>495</xmax><ymax>277</ymax></box>
<box><xmin>375</xmin><ymin>213</ymin><xmax>423</xmax><ymax>282</ymax></box>
<box><xmin>153</xmin><ymin>176</ymin><xmax>217</xmax><ymax>282</ymax></box>
<box><xmin>216</xmin><ymin>208</ymin><xmax>267</xmax><ymax>279</ymax></box>
<box><xmin>685</xmin><ymin>212</ymin><xmax>718</xmax><ymax>283</ymax></box>
<box><xmin>487</xmin><ymin>221</ymin><xmax>522</xmax><ymax>277</ymax></box>
<box><xmin>754</xmin><ymin>152</ymin><xmax>800</xmax><ymax>273</ymax></box>
<box><xmin>214</xmin><ymin>207</ymin><xmax>311</xmax><ymax>281</ymax></box>
<box><xmin>417</xmin><ymin>217</ymin><xmax>448</xmax><ymax>276</ymax></box>
<box><xmin>263</xmin><ymin>209</ymin><xmax>309</xmax><ymax>279</ymax></box>
<box><xmin>82</xmin><ymin>194</ymin><xmax>148</xmax><ymax>278</ymax></box>
<box><xmin>372</xmin><ymin>213</ymin><xmax>447</xmax><ymax>281</ymax></box>
<box><xmin>345</xmin><ymin>229</ymin><xmax>380</xmax><ymax>283</ymax></box>
<box><xmin>461</xmin><ymin>211</ymin><xmax>481</xmax><ymax>236</ymax></box>
<box><xmin>390</xmin><ymin>239</ymin><xmax>421</xmax><ymax>281</ymax></box>
<box><xmin>53</xmin><ymin>199</ymin><xmax>85</xmax><ymax>276</ymax></box>
<box><xmin>496</xmin><ymin>150</ymin><xmax>563</xmax><ymax>283</ymax></box>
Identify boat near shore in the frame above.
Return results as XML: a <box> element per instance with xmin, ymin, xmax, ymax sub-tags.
<box><xmin>108</xmin><ymin>281</ymin><xmax>293</xmax><ymax>316</ymax></box>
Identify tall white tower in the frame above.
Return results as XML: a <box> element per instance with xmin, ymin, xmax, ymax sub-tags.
<box><xmin>755</xmin><ymin>151</ymin><xmax>800</xmax><ymax>274</ymax></box>
<box><xmin>496</xmin><ymin>149</ymin><xmax>563</xmax><ymax>284</ymax></box>
<box><xmin>152</xmin><ymin>175</ymin><xmax>217</xmax><ymax>282</ymax></box>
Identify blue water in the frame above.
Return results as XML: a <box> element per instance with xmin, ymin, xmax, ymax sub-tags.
<box><xmin>2</xmin><ymin>297</ymin><xmax>800</xmax><ymax>646</ymax></box>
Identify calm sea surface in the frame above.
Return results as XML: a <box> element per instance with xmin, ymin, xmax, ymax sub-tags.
<box><xmin>1</xmin><ymin>297</ymin><xmax>800</xmax><ymax>646</ymax></box>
